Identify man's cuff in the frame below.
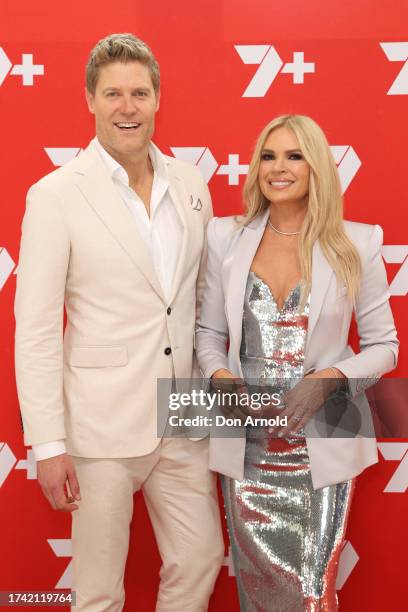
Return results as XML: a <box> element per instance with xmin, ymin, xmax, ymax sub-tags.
<box><xmin>32</xmin><ymin>440</ymin><xmax>66</xmax><ymax>461</ymax></box>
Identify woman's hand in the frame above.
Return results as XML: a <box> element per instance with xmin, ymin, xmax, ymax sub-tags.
<box><xmin>272</xmin><ymin>368</ymin><xmax>347</xmax><ymax>437</ymax></box>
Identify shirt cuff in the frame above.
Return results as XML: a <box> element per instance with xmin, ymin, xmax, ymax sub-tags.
<box><xmin>32</xmin><ymin>440</ymin><xmax>66</xmax><ymax>461</ymax></box>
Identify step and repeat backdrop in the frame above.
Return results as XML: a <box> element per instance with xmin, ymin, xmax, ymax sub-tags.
<box><xmin>1</xmin><ymin>1</ymin><xmax>407</xmax><ymax>610</ymax></box>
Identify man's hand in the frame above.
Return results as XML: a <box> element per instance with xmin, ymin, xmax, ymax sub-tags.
<box><xmin>210</xmin><ymin>369</ymin><xmax>251</xmax><ymax>423</ymax></box>
<box><xmin>37</xmin><ymin>453</ymin><xmax>81</xmax><ymax>512</ymax></box>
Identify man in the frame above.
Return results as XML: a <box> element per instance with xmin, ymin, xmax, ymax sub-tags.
<box><xmin>15</xmin><ymin>33</ymin><xmax>223</xmax><ymax>611</ymax></box>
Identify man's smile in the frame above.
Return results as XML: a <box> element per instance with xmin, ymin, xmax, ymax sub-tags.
<box><xmin>114</xmin><ymin>122</ymin><xmax>141</xmax><ymax>131</ymax></box>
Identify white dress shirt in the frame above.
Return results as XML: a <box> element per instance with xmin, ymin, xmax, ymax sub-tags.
<box><xmin>32</xmin><ymin>139</ymin><xmax>183</xmax><ymax>461</ymax></box>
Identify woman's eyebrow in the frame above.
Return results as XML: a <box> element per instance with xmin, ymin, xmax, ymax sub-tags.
<box><xmin>261</xmin><ymin>148</ymin><xmax>302</xmax><ymax>153</ymax></box>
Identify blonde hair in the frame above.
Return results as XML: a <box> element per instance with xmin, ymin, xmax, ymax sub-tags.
<box><xmin>86</xmin><ymin>33</ymin><xmax>160</xmax><ymax>94</ymax></box>
<box><xmin>243</xmin><ymin>114</ymin><xmax>361</xmax><ymax>304</ymax></box>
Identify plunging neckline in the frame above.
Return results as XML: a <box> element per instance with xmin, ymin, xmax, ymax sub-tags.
<box><xmin>249</xmin><ymin>270</ymin><xmax>301</xmax><ymax>313</ymax></box>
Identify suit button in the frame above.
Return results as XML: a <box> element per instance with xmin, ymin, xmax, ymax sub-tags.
<box><xmin>167</xmin><ymin>307</ymin><xmax>171</xmax><ymax>315</ymax></box>
<box><xmin>164</xmin><ymin>347</ymin><xmax>172</xmax><ymax>355</ymax></box>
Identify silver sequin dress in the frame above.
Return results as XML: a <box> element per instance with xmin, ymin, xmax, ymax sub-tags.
<box><xmin>221</xmin><ymin>271</ymin><xmax>354</xmax><ymax>612</ymax></box>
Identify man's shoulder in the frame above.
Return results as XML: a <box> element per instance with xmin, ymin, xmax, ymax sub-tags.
<box><xmin>28</xmin><ymin>142</ymin><xmax>94</xmax><ymax>196</ymax></box>
<box><xmin>163</xmin><ymin>154</ymin><xmax>204</xmax><ymax>183</ymax></box>
<box><xmin>30</xmin><ymin>162</ymin><xmax>76</xmax><ymax>194</ymax></box>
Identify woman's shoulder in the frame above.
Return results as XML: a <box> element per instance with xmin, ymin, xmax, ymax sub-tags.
<box><xmin>206</xmin><ymin>215</ymin><xmax>245</xmax><ymax>260</ymax></box>
<box><xmin>208</xmin><ymin>215</ymin><xmax>244</xmax><ymax>240</ymax></box>
<box><xmin>343</xmin><ymin>220</ymin><xmax>382</xmax><ymax>244</ymax></box>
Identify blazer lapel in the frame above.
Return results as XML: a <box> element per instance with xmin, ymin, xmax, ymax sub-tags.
<box><xmin>225</xmin><ymin>211</ymin><xmax>269</xmax><ymax>354</ymax></box>
<box><xmin>166</xmin><ymin>162</ymin><xmax>189</xmax><ymax>305</ymax></box>
<box><xmin>73</xmin><ymin>141</ymin><xmax>166</xmax><ymax>302</ymax></box>
<box><xmin>307</xmin><ymin>240</ymin><xmax>333</xmax><ymax>343</ymax></box>
<box><xmin>223</xmin><ymin>211</ymin><xmax>333</xmax><ymax>364</ymax></box>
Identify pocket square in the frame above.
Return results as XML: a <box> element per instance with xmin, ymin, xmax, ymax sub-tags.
<box><xmin>190</xmin><ymin>195</ymin><xmax>202</xmax><ymax>211</ymax></box>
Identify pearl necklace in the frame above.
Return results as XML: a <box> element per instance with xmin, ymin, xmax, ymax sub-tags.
<box><xmin>267</xmin><ymin>219</ymin><xmax>300</xmax><ymax>236</ymax></box>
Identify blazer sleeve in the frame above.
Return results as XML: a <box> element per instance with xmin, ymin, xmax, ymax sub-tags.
<box><xmin>195</xmin><ymin>218</ymin><xmax>229</xmax><ymax>378</ymax></box>
<box><xmin>331</xmin><ymin>224</ymin><xmax>399</xmax><ymax>396</ymax></box>
<box><xmin>14</xmin><ymin>184</ymin><xmax>70</xmax><ymax>446</ymax></box>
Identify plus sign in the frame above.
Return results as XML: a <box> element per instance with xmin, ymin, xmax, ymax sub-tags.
<box><xmin>217</xmin><ymin>154</ymin><xmax>249</xmax><ymax>185</ymax></box>
<box><xmin>10</xmin><ymin>54</ymin><xmax>44</xmax><ymax>86</ymax></box>
<box><xmin>14</xmin><ymin>449</ymin><xmax>37</xmax><ymax>479</ymax></box>
<box><xmin>281</xmin><ymin>52</ymin><xmax>315</xmax><ymax>84</ymax></box>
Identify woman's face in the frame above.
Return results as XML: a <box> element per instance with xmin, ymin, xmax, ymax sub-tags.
<box><xmin>258</xmin><ymin>127</ymin><xmax>310</xmax><ymax>208</ymax></box>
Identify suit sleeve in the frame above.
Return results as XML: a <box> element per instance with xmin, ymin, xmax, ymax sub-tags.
<box><xmin>331</xmin><ymin>224</ymin><xmax>399</xmax><ymax>396</ymax></box>
<box><xmin>14</xmin><ymin>184</ymin><xmax>70</xmax><ymax>446</ymax></box>
<box><xmin>195</xmin><ymin>218</ymin><xmax>229</xmax><ymax>378</ymax></box>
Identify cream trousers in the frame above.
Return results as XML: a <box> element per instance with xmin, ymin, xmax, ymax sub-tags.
<box><xmin>71</xmin><ymin>438</ymin><xmax>224</xmax><ymax>611</ymax></box>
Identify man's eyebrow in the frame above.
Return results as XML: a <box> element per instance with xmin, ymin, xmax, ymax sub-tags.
<box><xmin>101</xmin><ymin>86</ymin><xmax>151</xmax><ymax>93</ymax></box>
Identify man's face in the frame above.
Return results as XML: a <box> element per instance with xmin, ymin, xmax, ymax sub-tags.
<box><xmin>86</xmin><ymin>61</ymin><xmax>160</xmax><ymax>160</ymax></box>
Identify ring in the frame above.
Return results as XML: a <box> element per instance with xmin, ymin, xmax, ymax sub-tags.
<box><xmin>292</xmin><ymin>415</ymin><xmax>302</xmax><ymax>422</ymax></box>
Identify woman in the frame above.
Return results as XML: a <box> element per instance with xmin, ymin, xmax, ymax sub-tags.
<box><xmin>195</xmin><ymin>115</ymin><xmax>398</xmax><ymax>611</ymax></box>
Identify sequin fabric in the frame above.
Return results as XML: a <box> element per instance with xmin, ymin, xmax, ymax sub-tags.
<box><xmin>221</xmin><ymin>271</ymin><xmax>354</xmax><ymax>611</ymax></box>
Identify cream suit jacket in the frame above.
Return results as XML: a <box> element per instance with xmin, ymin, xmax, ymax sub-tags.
<box><xmin>15</xmin><ymin>139</ymin><xmax>212</xmax><ymax>457</ymax></box>
<box><xmin>195</xmin><ymin>212</ymin><xmax>399</xmax><ymax>489</ymax></box>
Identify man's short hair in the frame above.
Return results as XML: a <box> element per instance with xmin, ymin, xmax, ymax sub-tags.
<box><xmin>86</xmin><ymin>33</ymin><xmax>160</xmax><ymax>94</ymax></box>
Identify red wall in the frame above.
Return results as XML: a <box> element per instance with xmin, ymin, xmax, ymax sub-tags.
<box><xmin>1</xmin><ymin>1</ymin><xmax>407</xmax><ymax>610</ymax></box>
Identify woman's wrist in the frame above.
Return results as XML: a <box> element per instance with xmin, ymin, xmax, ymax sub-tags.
<box><xmin>306</xmin><ymin>367</ymin><xmax>348</xmax><ymax>394</ymax></box>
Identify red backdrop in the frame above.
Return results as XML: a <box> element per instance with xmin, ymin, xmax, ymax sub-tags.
<box><xmin>1</xmin><ymin>1</ymin><xmax>407</xmax><ymax>610</ymax></box>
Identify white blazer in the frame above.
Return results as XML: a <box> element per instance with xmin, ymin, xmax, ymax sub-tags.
<box><xmin>15</xmin><ymin>140</ymin><xmax>212</xmax><ymax>457</ymax></box>
<box><xmin>195</xmin><ymin>211</ymin><xmax>399</xmax><ymax>489</ymax></box>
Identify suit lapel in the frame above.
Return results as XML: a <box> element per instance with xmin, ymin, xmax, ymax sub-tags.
<box><xmin>307</xmin><ymin>240</ymin><xmax>333</xmax><ymax>343</ymax></box>
<box><xmin>225</xmin><ymin>211</ymin><xmax>269</xmax><ymax>353</ymax></box>
<box><xmin>73</xmin><ymin>141</ymin><xmax>166</xmax><ymax>302</ymax></box>
<box><xmin>166</xmin><ymin>162</ymin><xmax>190</xmax><ymax>305</ymax></box>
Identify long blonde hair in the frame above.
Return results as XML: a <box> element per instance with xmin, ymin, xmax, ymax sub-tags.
<box><xmin>243</xmin><ymin>114</ymin><xmax>361</xmax><ymax>303</ymax></box>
